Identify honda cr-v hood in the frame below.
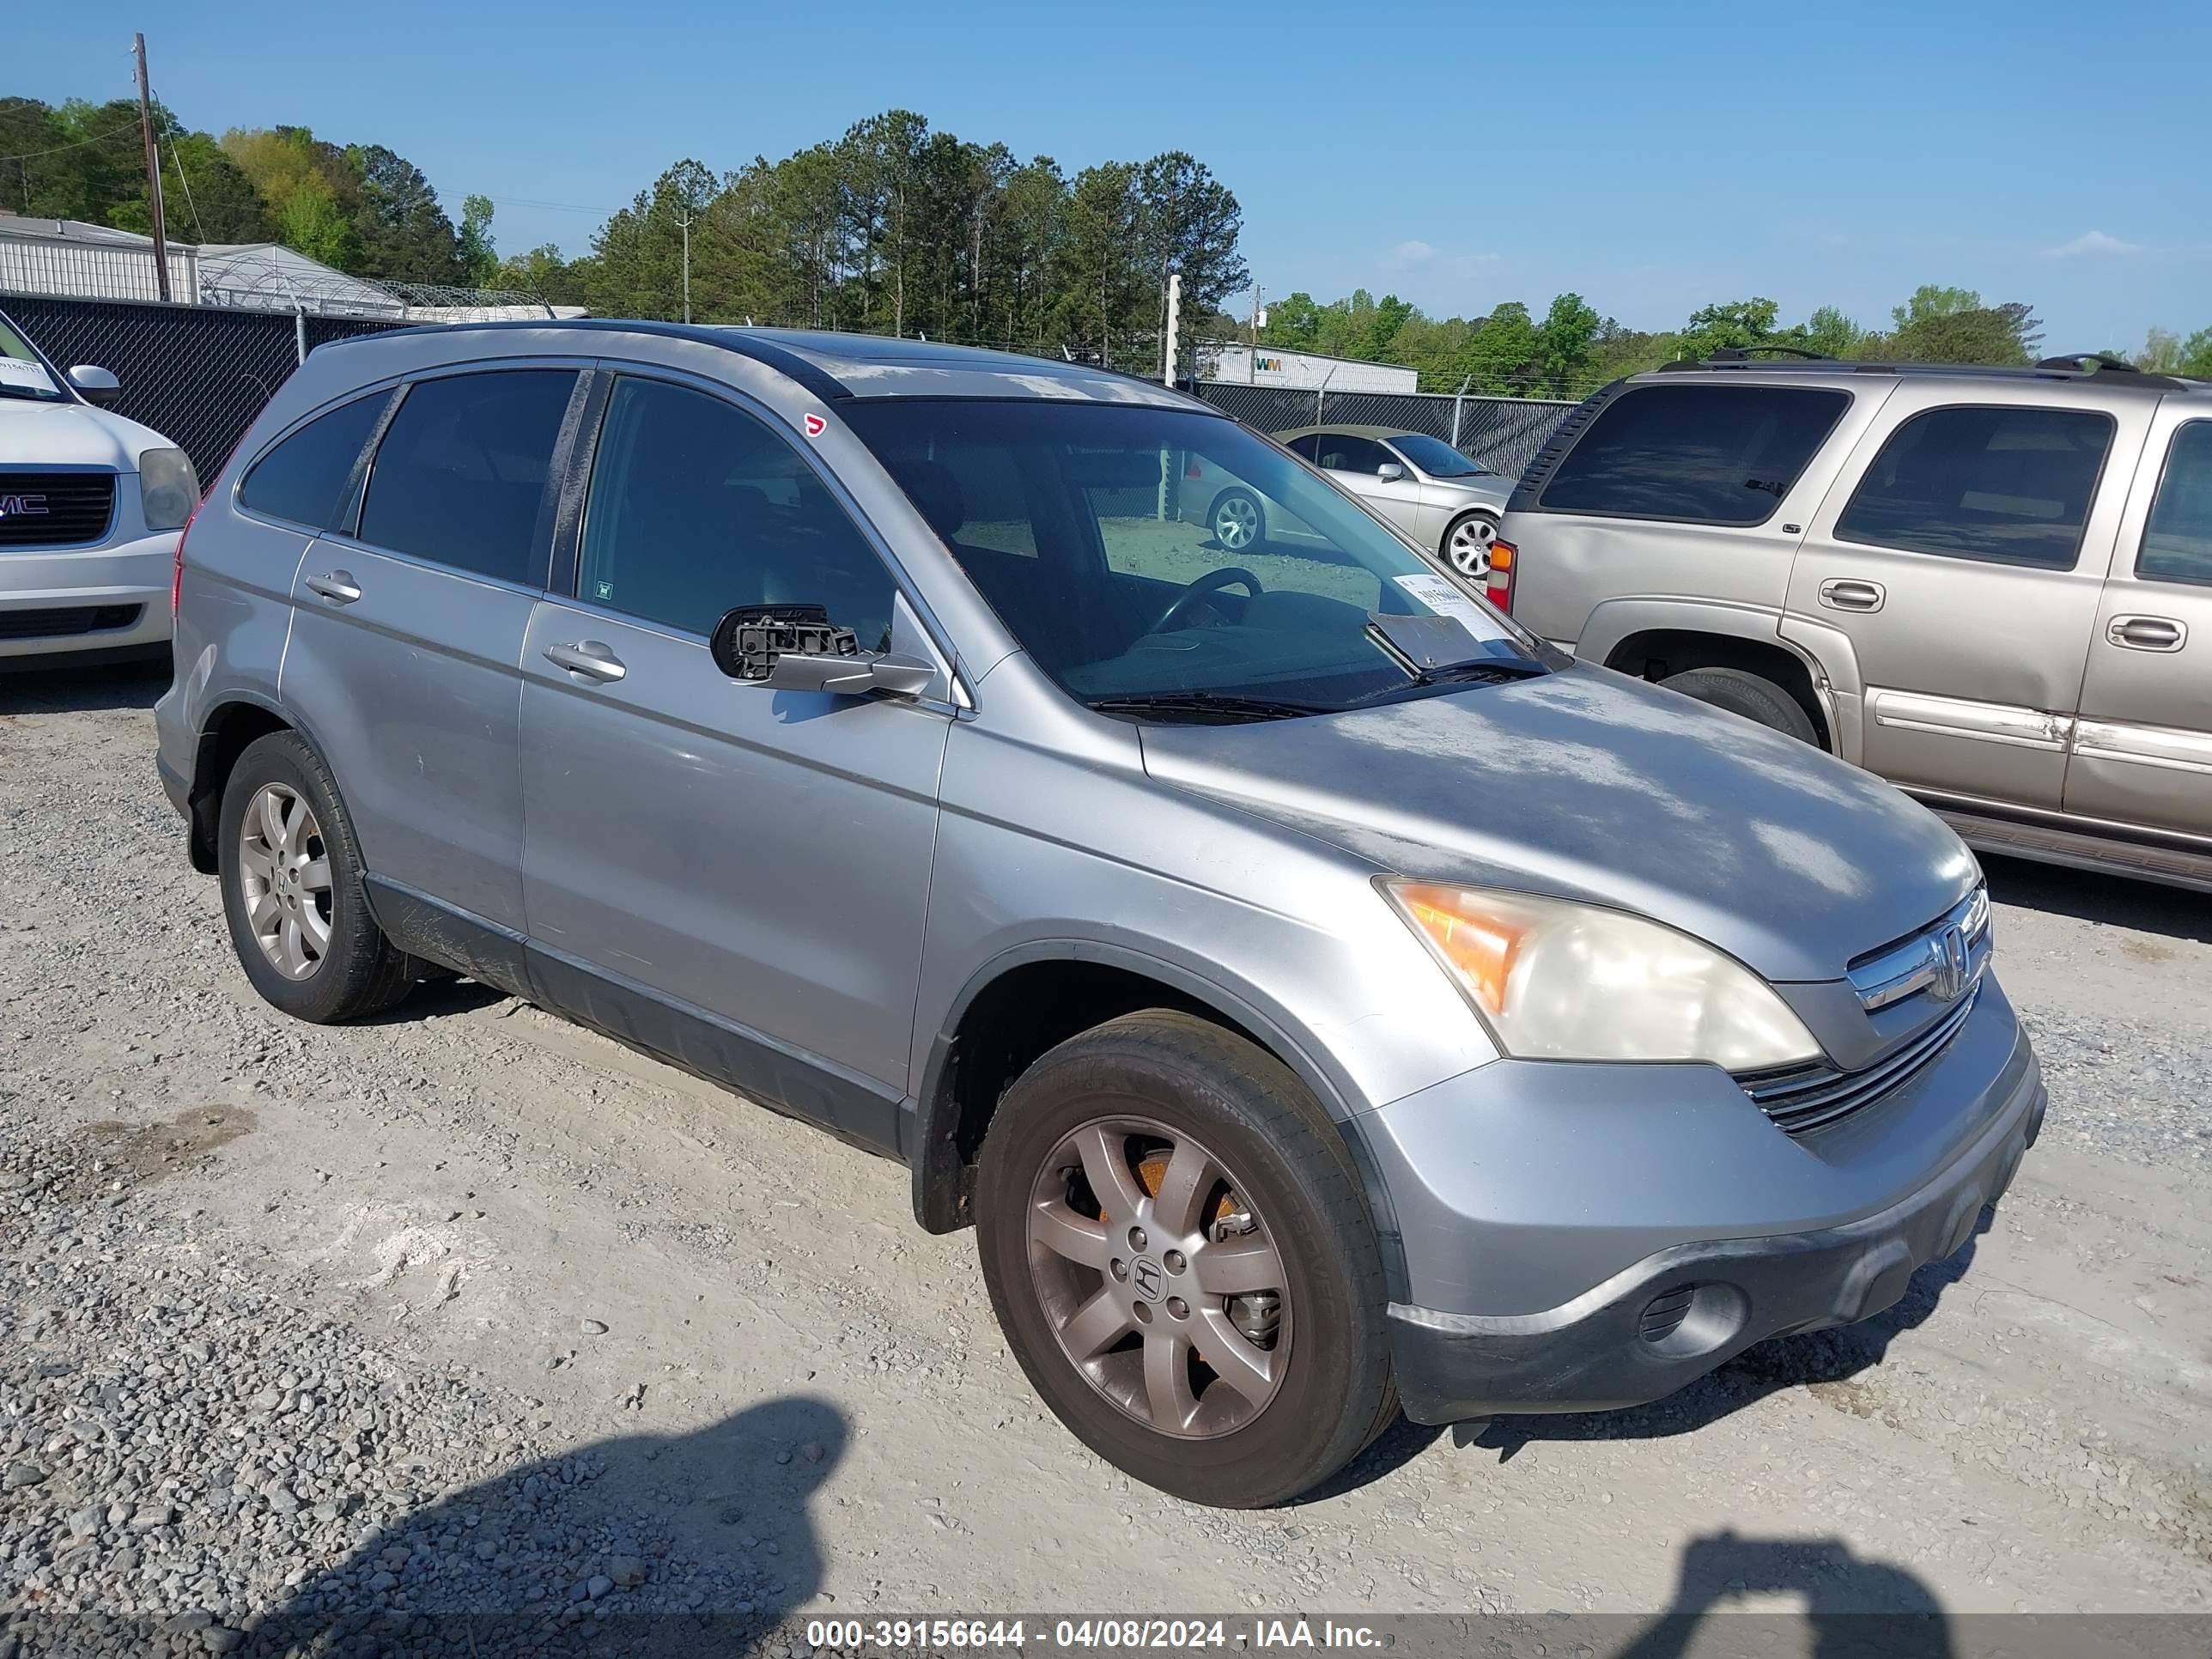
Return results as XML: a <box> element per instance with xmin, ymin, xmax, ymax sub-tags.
<box><xmin>1139</xmin><ymin>665</ymin><xmax>1978</xmax><ymax>983</ymax></box>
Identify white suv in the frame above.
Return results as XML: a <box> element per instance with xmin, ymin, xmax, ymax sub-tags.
<box><xmin>0</xmin><ymin>305</ymin><xmax>197</xmax><ymax>665</ymax></box>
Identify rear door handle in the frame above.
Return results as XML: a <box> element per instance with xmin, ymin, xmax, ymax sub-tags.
<box><xmin>544</xmin><ymin>640</ymin><xmax>628</xmax><ymax>683</ymax></box>
<box><xmin>304</xmin><ymin>569</ymin><xmax>362</xmax><ymax>605</ymax></box>
<box><xmin>2109</xmin><ymin>614</ymin><xmax>2186</xmax><ymax>653</ymax></box>
<box><xmin>1818</xmin><ymin>577</ymin><xmax>1886</xmax><ymax>613</ymax></box>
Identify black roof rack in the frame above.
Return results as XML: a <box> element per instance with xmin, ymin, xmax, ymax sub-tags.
<box><xmin>1707</xmin><ymin>345</ymin><xmax>1832</xmax><ymax>362</ymax></box>
<box><xmin>1654</xmin><ymin>352</ymin><xmax>2197</xmax><ymax>393</ymax></box>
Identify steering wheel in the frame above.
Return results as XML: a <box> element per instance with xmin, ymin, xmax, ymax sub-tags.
<box><xmin>1151</xmin><ymin>567</ymin><xmax>1265</xmax><ymax>635</ymax></box>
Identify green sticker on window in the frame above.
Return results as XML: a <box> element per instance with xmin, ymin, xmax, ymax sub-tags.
<box><xmin>594</xmin><ymin>580</ymin><xmax>613</xmax><ymax>600</ymax></box>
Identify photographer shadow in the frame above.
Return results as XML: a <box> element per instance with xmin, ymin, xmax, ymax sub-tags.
<box><xmin>1616</xmin><ymin>1529</ymin><xmax>1953</xmax><ymax>1659</ymax></box>
<box><xmin>239</xmin><ymin>1394</ymin><xmax>846</xmax><ymax>1659</ymax></box>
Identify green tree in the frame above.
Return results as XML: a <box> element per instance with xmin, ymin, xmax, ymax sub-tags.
<box><xmin>1133</xmin><ymin>151</ymin><xmax>1248</xmax><ymax>375</ymax></box>
<box><xmin>457</xmin><ymin>194</ymin><xmax>499</xmax><ymax>288</ymax></box>
<box><xmin>1534</xmin><ymin>292</ymin><xmax>1601</xmax><ymax>392</ymax></box>
<box><xmin>2181</xmin><ymin>327</ymin><xmax>2212</xmax><ymax>380</ymax></box>
<box><xmin>1058</xmin><ymin>161</ymin><xmax>1146</xmax><ymax>367</ymax></box>
<box><xmin>1676</xmin><ymin>297</ymin><xmax>1784</xmax><ymax>360</ymax></box>
<box><xmin>349</xmin><ymin>144</ymin><xmax>462</xmax><ymax>282</ymax></box>
<box><xmin>1887</xmin><ymin>300</ymin><xmax>2040</xmax><ymax>365</ymax></box>
<box><xmin>1892</xmin><ymin>284</ymin><xmax>1981</xmax><ymax>330</ymax></box>
<box><xmin>1462</xmin><ymin>301</ymin><xmax>1539</xmax><ymax>393</ymax></box>
<box><xmin>1803</xmin><ymin>305</ymin><xmax>1863</xmax><ymax>360</ymax></box>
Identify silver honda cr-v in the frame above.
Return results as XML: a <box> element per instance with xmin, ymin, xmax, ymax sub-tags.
<box><xmin>155</xmin><ymin>322</ymin><xmax>2045</xmax><ymax>1508</ymax></box>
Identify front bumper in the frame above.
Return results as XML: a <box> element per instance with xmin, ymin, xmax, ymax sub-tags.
<box><xmin>1364</xmin><ymin>981</ymin><xmax>2044</xmax><ymax>1423</ymax></box>
<box><xmin>0</xmin><ymin>531</ymin><xmax>174</xmax><ymax>661</ymax></box>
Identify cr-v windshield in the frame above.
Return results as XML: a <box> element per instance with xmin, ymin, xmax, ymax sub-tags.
<box><xmin>0</xmin><ymin>318</ymin><xmax>64</xmax><ymax>402</ymax></box>
<box><xmin>842</xmin><ymin>399</ymin><xmax>1536</xmax><ymax>715</ymax></box>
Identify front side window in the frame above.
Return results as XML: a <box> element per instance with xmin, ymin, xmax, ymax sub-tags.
<box><xmin>1389</xmin><ymin>434</ymin><xmax>1490</xmax><ymax>478</ymax></box>
<box><xmin>578</xmin><ymin>376</ymin><xmax>895</xmax><ymax>650</ymax></box>
<box><xmin>1539</xmin><ymin>383</ymin><xmax>1850</xmax><ymax>526</ymax></box>
<box><xmin>240</xmin><ymin>392</ymin><xmax>388</xmax><ymax>530</ymax></box>
<box><xmin>843</xmin><ymin>398</ymin><xmax>1539</xmax><ymax>714</ymax></box>
<box><xmin>1836</xmin><ymin>404</ymin><xmax>2113</xmax><ymax>570</ymax></box>
<box><xmin>2138</xmin><ymin>421</ymin><xmax>2212</xmax><ymax>586</ymax></box>
<box><xmin>358</xmin><ymin>369</ymin><xmax>577</xmax><ymax>586</ymax></box>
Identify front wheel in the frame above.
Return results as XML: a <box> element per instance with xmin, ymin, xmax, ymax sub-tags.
<box><xmin>1441</xmin><ymin>512</ymin><xmax>1498</xmax><ymax>578</ymax></box>
<box><xmin>975</xmin><ymin>1011</ymin><xmax>1395</xmax><ymax>1508</ymax></box>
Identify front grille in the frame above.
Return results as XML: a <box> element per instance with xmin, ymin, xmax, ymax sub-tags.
<box><xmin>0</xmin><ymin>604</ymin><xmax>141</xmax><ymax>641</ymax></box>
<box><xmin>0</xmin><ymin>471</ymin><xmax>117</xmax><ymax>548</ymax></box>
<box><xmin>1739</xmin><ymin>986</ymin><xmax>1979</xmax><ymax>1136</ymax></box>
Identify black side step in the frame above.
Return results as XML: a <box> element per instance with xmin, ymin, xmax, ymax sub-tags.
<box><xmin>1932</xmin><ymin>806</ymin><xmax>2212</xmax><ymax>895</ymax></box>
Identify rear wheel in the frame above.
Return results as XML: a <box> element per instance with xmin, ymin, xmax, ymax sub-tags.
<box><xmin>975</xmin><ymin>1011</ymin><xmax>1395</xmax><ymax>1507</ymax></box>
<box><xmin>217</xmin><ymin>731</ymin><xmax>416</xmax><ymax>1023</ymax></box>
<box><xmin>1660</xmin><ymin>665</ymin><xmax>1820</xmax><ymax>745</ymax></box>
<box><xmin>1210</xmin><ymin>489</ymin><xmax>1265</xmax><ymax>553</ymax></box>
<box><xmin>1441</xmin><ymin>512</ymin><xmax>1498</xmax><ymax>578</ymax></box>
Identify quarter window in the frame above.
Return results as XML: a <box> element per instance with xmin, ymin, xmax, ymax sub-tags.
<box><xmin>2138</xmin><ymin>421</ymin><xmax>2212</xmax><ymax>585</ymax></box>
<box><xmin>577</xmin><ymin>376</ymin><xmax>896</xmax><ymax>650</ymax></box>
<box><xmin>358</xmin><ymin>369</ymin><xmax>576</xmax><ymax>586</ymax></box>
<box><xmin>240</xmin><ymin>392</ymin><xmax>389</xmax><ymax>530</ymax></box>
<box><xmin>1315</xmin><ymin>434</ymin><xmax>1392</xmax><ymax>476</ymax></box>
<box><xmin>1538</xmin><ymin>383</ymin><xmax>1850</xmax><ymax>526</ymax></box>
<box><xmin>1836</xmin><ymin>404</ymin><xmax>2113</xmax><ymax>570</ymax></box>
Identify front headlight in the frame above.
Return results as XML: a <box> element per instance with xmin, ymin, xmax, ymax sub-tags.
<box><xmin>137</xmin><ymin>447</ymin><xmax>199</xmax><ymax>532</ymax></box>
<box><xmin>1382</xmin><ymin>880</ymin><xmax>1821</xmax><ymax>1069</ymax></box>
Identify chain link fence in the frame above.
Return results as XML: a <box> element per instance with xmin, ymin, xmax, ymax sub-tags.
<box><xmin>0</xmin><ymin>293</ymin><xmax>402</xmax><ymax>480</ymax></box>
<box><xmin>1191</xmin><ymin>380</ymin><xmax>1579</xmax><ymax>480</ymax></box>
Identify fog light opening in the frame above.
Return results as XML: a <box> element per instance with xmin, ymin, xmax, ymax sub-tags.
<box><xmin>1638</xmin><ymin>1282</ymin><xmax>1749</xmax><ymax>1360</ymax></box>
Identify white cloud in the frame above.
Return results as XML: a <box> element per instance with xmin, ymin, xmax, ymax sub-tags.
<box><xmin>2045</xmin><ymin>229</ymin><xmax>2142</xmax><ymax>258</ymax></box>
<box><xmin>1388</xmin><ymin>239</ymin><xmax>1435</xmax><ymax>265</ymax></box>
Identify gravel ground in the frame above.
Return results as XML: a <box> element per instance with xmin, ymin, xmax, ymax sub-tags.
<box><xmin>3</xmin><ymin>663</ymin><xmax>2209</xmax><ymax>1657</ymax></box>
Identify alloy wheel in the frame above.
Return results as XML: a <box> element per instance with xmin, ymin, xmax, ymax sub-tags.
<box><xmin>236</xmin><ymin>782</ymin><xmax>334</xmax><ymax>980</ymax></box>
<box><xmin>1024</xmin><ymin>1115</ymin><xmax>1290</xmax><ymax>1439</ymax></box>
<box><xmin>1213</xmin><ymin>495</ymin><xmax>1261</xmax><ymax>551</ymax></box>
<box><xmin>1446</xmin><ymin>514</ymin><xmax>1496</xmax><ymax>577</ymax></box>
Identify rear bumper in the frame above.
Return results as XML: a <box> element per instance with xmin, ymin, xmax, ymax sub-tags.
<box><xmin>0</xmin><ymin>531</ymin><xmax>173</xmax><ymax>660</ymax></box>
<box><xmin>1371</xmin><ymin>981</ymin><xmax>2044</xmax><ymax>1424</ymax></box>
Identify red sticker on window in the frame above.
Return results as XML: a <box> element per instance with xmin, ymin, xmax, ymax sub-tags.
<box><xmin>802</xmin><ymin>412</ymin><xmax>826</xmax><ymax>437</ymax></box>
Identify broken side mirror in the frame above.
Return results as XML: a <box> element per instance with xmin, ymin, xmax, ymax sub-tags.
<box><xmin>709</xmin><ymin>604</ymin><xmax>936</xmax><ymax>698</ymax></box>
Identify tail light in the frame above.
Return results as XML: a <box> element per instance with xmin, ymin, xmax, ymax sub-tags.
<box><xmin>1485</xmin><ymin>538</ymin><xmax>1516</xmax><ymax>613</ymax></box>
<box><xmin>1185</xmin><ymin>459</ymin><xmax>1202</xmax><ymax>480</ymax></box>
<box><xmin>172</xmin><ymin>499</ymin><xmax>202</xmax><ymax>617</ymax></box>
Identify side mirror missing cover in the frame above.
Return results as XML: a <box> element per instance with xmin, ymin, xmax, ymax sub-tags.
<box><xmin>68</xmin><ymin>365</ymin><xmax>120</xmax><ymax>406</ymax></box>
<box><xmin>709</xmin><ymin>604</ymin><xmax>936</xmax><ymax>698</ymax></box>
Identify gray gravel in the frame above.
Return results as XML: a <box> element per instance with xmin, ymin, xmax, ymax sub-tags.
<box><xmin>2018</xmin><ymin>1007</ymin><xmax>2212</xmax><ymax>1171</ymax></box>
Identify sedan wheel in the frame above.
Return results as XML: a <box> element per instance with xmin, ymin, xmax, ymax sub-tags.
<box><xmin>236</xmin><ymin>782</ymin><xmax>334</xmax><ymax>980</ymax></box>
<box><xmin>1025</xmin><ymin>1115</ymin><xmax>1289</xmax><ymax>1439</ymax></box>
<box><xmin>1443</xmin><ymin>513</ymin><xmax>1498</xmax><ymax>578</ymax></box>
<box><xmin>1212</xmin><ymin>490</ymin><xmax>1263</xmax><ymax>552</ymax></box>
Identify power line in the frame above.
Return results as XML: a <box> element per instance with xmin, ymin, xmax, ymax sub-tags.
<box><xmin>0</xmin><ymin>118</ymin><xmax>143</xmax><ymax>167</ymax></box>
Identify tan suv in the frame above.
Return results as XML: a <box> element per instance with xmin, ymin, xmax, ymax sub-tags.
<box><xmin>1493</xmin><ymin>354</ymin><xmax>2212</xmax><ymax>892</ymax></box>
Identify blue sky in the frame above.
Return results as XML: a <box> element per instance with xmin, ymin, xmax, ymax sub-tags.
<box><xmin>27</xmin><ymin>0</ymin><xmax>2209</xmax><ymax>349</ymax></box>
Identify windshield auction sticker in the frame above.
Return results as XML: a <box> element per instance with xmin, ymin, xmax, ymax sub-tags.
<box><xmin>0</xmin><ymin>356</ymin><xmax>60</xmax><ymax>395</ymax></box>
<box><xmin>1394</xmin><ymin>571</ymin><xmax>1504</xmax><ymax>639</ymax></box>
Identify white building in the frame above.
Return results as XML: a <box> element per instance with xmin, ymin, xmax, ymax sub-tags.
<box><xmin>1200</xmin><ymin>344</ymin><xmax>1418</xmax><ymax>394</ymax></box>
<box><xmin>0</xmin><ymin>214</ymin><xmax>581</xmax><ymax>323</ymax></box>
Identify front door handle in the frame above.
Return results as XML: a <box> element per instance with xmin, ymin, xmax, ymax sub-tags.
<box><xmin>2109</xmin><ymin>614</ymin><xmax>2187</xmax><ymax>653</ymax></box>
<box><xmin>304</xmin><ymin>569</ymin><xmax>362</xmax><ymax>605</ymax></box>
<box><xmin>1818</xmin><ymin>577</ymin><xmax>1886</xmax><ymax>613</ymax></box>
<box><xmin>544</xmin><ymin>640</ymin><xmax>628</xmax><ymax>683</ymax></box>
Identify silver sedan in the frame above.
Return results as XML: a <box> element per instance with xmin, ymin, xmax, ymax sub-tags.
<box><xmin>1273</xmin><ymin>425</ymin><xmax>1511</xmax><ymax>577</ymax></box>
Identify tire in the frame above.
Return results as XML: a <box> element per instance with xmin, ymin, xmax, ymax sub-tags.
<box><xmin>217</xmin><ymin>730</ymin><xmax>416</xmax><ymax>1024</ymax></box>
<box><xmin>975</xmin><ymin>1010</ymin><xmax>1396</xmax><ymax>1508</ymax></box>
<box><xmin>1209</xmin><ymin>489</ymin><xmax>1265</xmax><ymax>553</ymax></box>
<box><xmin>1660</xmin><ymin>665</ymin><xmax>1820</xmax><ymax>745</ymax></box>
<box><xmin>1440</xmin><ymin>512</ymin><xmax>1498</xmax><ymax>578</ymax></box>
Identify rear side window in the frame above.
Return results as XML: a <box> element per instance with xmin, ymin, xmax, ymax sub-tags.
<box><xmin>1316</xmin><ymin>434</ymin><xmax>1391</xmax><ymax>475</ymax></box>
<box><xmin>239</xmin><ymin>393</ymin><xmax>388</xmax><ymax>529</ymax></box>
<box><xmin>2138</xmin><ymin>421</ymin><xmax>2212</xmax><ymax>585</ymax></box>
<box><xmin>1538</xmin><ymin>383</ymin><xmax>1850</xmax><ymax>526</ymax></box>
<box><xmin>358</xmin><ymin>369</ymin><xmax>577</xmax><ymax>586</ymax></box>
<box><xmin>1837</xmin><ymin>404</ymin><xmax>2112</xmax><ymax>570</ymax></box>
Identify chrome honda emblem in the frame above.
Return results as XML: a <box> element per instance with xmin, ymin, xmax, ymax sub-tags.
<box><xmin>1130</xmin><ymin>1257</ymin><xmax>1164</xmax><ymax>1301</ymax></box>
<box><xmin>1926</xmin><ymin>924</ymin><xmax>1971</xmax><ymax>1003</ymax></box>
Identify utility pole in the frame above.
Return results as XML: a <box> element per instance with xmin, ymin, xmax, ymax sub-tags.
<box><xmin>1162</xmin><ymin>271</ymin><xmax>1181</xmax><ymax>388</ymax></box>
<box><xmin>132</xmin><ymin>33</ymin><xmax>172</xmax><ymax>303</ymax></box>
<box><xmin>1247</xmin><ymin>283</ymin><xmax>1263</xmax><ymax>381</ymax></box>
<box><xmin>673</xmin><ymin>206</ymin><xmax>696</xmax><ymax>324</ymax></box>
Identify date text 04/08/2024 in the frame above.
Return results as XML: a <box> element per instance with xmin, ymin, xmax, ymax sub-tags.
<box><xmin>802</xmin><ymin>1619</ymin><xmax>1386</xmax><ymax>1650</ymax></box>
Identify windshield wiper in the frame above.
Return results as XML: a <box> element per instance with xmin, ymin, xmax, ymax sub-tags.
<box><xmin>1345</xmin><ymin>654</ymin><xmax>1547</xmax><ymax>708</ymax></box>
<box><xmin>1086</xmin><ymin>690</ymin><xmax>1331</xmax><ymax>724</ymax></box>
<box><xmin>0</xmin><ymin>384</ymin><xmax>58</xmax><ymax>402</ymax></box>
